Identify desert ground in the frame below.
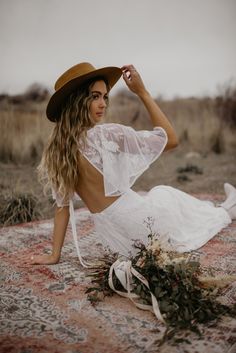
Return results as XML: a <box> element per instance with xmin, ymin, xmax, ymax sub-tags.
<box><xmin>0</xmin><ymin>86</ymin><xmax>235</xmax><ymax>224</ymax></box>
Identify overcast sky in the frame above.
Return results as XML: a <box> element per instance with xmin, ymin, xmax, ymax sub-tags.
<box><xmin>0</xmin><ymin>0</ymin><xmax>235</xmax><ymax>98</ymax></box>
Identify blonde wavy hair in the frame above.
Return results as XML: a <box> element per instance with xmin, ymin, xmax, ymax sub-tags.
<box><xmin>38</xmin><ymin>78</ymin><xmax>109</xmax><ymax>203</ymax></box>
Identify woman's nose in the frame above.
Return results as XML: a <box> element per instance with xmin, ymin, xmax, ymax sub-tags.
<box><xmin>99</xmin><ymin>98</ymin><xmax>107</xmax><ymax>107</ymax></box>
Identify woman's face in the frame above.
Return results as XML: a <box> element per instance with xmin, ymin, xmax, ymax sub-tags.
<box><xmin>89</xmin><ymin>80</ymin><xmax>109</xmax><ymax>123</ymax></box>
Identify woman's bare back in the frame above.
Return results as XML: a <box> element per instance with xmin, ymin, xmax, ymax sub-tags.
<box><xmin>76</xmin><ymin>154</ymin><xmax>120</xmax><ymax>213</ymax></box>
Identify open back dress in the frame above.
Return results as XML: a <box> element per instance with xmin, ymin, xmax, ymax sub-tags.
<box><xmin>53</xmin><ymin>123</ymin><xmax>231</xmax><ymax>267</ymax></box>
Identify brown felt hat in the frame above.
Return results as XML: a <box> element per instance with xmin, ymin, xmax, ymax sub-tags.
<box><xmin>46</xmin><ymin>62</ymin><xmax>122</xmax><ymax>122</ymax></box>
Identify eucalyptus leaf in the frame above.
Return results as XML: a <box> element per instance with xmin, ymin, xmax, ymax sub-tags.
<box><xmin>86</xmin><ymin>230</ymin><xmax>235</xmax><ymax>347</ymax></box>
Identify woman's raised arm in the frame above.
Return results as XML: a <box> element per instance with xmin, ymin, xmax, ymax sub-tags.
<box><xmin>121</xmin><ymin>64</ymin><xmax>178</xmax><ymax>151</ymax></box>
<box><xmin>30</xmin><ymin>206</ymin><xmax>69</xmax><ymax>265</ymax></box>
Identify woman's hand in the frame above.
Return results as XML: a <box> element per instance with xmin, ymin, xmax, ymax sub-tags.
<box><xmin>29</xmin><ymin>254</ymin><xmax>60</xmax><ymax>265</ymax></box>
<box><xmin>23</xmin><ymin>206</ymin><xmax>69</xmax><ymax>267</ymax></box>
<box><xmin>122</xmin><ymin>64</ymin><xmax>178</xmax><ymax>150</ymax></box>
<box><xmin>121</xmin><ymin>64</ymin><xmax>147</xmax><ymax>97</ymax></box>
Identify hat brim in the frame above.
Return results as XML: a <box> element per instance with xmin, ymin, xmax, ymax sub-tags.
<box><xmin>46</xmin><ymin>66</ymin><xmax>122</xmax><ymax>122</ymax></box>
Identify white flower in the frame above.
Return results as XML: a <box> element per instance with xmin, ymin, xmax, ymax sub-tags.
<box><xmin>103</xmin><ymin>140</ymin><xmax>120</xmax><ymax>152</ymax></box>
<box><xmin>147</xmin><ymin>239</ymin><xmax>161</xmax><ymax>252</ymax></box>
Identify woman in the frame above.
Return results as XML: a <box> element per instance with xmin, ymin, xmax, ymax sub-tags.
<box><xmin>31</xmin><ymin>62</ymin><xmax>236</xmax><ymax>266</ymax></box>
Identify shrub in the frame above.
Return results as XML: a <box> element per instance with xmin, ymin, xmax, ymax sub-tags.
<box><xmin>0</xmin><ymin>193</ymin><xmax>41</xmax><ymax>226</ymax></box>
<box><xmin>215</xmin><ymin>83</ymin><xmax>236</xmax><ymax>129</ymax></box>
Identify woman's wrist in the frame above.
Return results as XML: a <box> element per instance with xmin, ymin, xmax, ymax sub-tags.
<box><xmin>51</xmin><ymin>251</ymin><xmax>61</xmax><ymax>262</ymax></box>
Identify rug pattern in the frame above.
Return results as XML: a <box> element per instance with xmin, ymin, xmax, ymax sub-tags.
<box><xmin>0</xmin><ymin>194</ymin><xmax>236</xmax><ymax>353</ymax></box>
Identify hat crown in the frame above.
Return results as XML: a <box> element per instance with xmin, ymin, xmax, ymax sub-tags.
<box><xmin>47</xmin><ymin>62</ymin><xmax>122</xmax><ymax>121</ymax></box>
<box><xmin>55</xmin><ymin>62</ymin><xmax>96</xmax><ymax>91</ymax></box>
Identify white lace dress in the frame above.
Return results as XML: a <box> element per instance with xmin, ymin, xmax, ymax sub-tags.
<box><xmin>53</xmin><ymin>123</ymin><xmax>231</xmax><ymax>266</ymax></box>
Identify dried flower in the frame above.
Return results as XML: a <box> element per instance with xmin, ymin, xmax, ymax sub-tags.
<box><xmin>86</xmin><ymin>227</ymin><xmax>236</xmax><ymax>346</ymax></box>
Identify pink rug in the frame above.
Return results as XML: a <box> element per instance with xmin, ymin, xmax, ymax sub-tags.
<box><xmin>0</xmin><ymin>194</ymin><xmax>235</xmax><ymax>353</ymax></box>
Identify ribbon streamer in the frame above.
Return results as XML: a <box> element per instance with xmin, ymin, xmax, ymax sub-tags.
<box><xmin>108</xmin><ymin>258</ymin><xmax>165</xmax><ymax>324</ymax></box>
<box><xmin>69</xmin><ymin>200</ymin><xmax>90</xmax><ymax>268</ymax></box>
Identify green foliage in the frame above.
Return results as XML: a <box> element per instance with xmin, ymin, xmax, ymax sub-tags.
<box><xmin>132</xmin><ymin>250</ymin><xmax>234</xmax><ymax>331</ymax></box>
<box><xmin>86</xmin><ymin>234</ymin><xmax>236</xmax><ymax>345</ymax></box>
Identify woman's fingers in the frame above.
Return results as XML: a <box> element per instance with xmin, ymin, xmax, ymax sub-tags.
<box><xmin>121</xmin><ymin>64</ymin><xmax>146</xmax><ymax>95</ymax></box>
<box><xmin>121</xmin><ymin>64</ymin><xmax>136</xmax><ymax>71</ymax></box>
<box><xmin>122</xmin><ymin>70</ymin><xmax>131</xmax><ymax>85</ymax></box>
<box><xmin>20</xmin><ymin>254</ymin><xmax>59</xmax><ymax>265</ymax></box>
<box><xmin>121</xmin><ymin>64</ymin><xmax>138</xmax><ymax>81</ymax></box>
<box><xmin>30</xmin><ymin>255</ymin><xmax>40</xmax><ymax>264</ymax></box>
<box><xmin>32</xmin><ymin>255</ymin><xmax>58</xmax><ymax>265</ymax></box>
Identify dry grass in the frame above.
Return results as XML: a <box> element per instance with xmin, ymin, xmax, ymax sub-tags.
<box><xmin>157</xmin><ymin>97</ymin><xmax>236</xmax><ymax>154</ymax></box>
<box><xmin>0</xmin><ymin>102</ymin><xmax>52</xmax><ymax>163</ymax></box>
<box><xmin>0</xmin><ymin>85</ymin><xmax>235</xmax><ymax>164</ymax></box>
<box><xmin>0</xmin><ymin>85</ymin><xmax>235</xmax><ymax>226</ymax></box>
<box><xmin>108</xmin><ymin>92</ymin><xmax>236</xmax><ymax>155</ymax></box>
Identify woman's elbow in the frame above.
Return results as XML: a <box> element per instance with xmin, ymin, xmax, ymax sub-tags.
<box><xmin>165</xmin><ymin>136</ymin><xmax>179</xmax><ymax>151</ymax></box>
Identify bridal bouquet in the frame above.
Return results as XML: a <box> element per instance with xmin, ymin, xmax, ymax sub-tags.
<box><xmin>86</xmin><ymin>220</ymin><xmax>236</xmax><ymax>345</ymax></box>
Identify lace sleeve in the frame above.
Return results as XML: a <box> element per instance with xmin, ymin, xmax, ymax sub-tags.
<box><xmin>83</xmin><ymin>123</ymin><xmax>167</xmax><ymax>197</ymax></box>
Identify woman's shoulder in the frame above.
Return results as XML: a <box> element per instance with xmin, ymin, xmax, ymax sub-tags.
<box><xmin>87</xmin><ymin>123</ymin><xmax>132</xmax><ymax>136</ymax></box>
<box><xmin>85</xmin><ymin>123</ymin><xmax>134</xmax><ymax>150</ymax></box>
<box><xmin>89</xmin><ymin>122</ymin><xmax>129</xmax><ymax>130</ymax></box>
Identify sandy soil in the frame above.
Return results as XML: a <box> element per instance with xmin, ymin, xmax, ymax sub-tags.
<box><xmin>0</xmin><ymin>148</ymin><xmax>236</xmax><ymax>223</ymax></box>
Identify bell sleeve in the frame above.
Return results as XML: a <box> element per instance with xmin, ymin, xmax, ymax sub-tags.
<box><xmin>86</xmin><ymin>123</ymin><xmax>167</xmax><ymax>197</ymax></box>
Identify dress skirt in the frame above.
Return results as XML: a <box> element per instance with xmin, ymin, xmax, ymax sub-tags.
<box><xmin>92</xmin><ymin>186</ymin><xmax>231</xmax><ymax>257</ymax></box>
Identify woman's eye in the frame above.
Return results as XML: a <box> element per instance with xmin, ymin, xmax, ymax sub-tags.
<box><xmin>92</xmin><ymin>94</ymin><xmax>99</xmax><ymax>100</ymax></box>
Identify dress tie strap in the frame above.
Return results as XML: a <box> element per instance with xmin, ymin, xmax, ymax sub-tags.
<box><xmin>69</xmin><ymin>200</ymin><xmax>89</xmax><ymax>268</ymax></box>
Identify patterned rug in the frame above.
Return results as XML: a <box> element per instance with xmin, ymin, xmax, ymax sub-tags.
<box><xmin>0</xmin><ymin>194</ymin><xmax>236</xmax><ymax>353</ymax></box>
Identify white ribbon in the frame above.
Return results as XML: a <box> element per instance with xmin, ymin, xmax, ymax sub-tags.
<box><xmin>69</xmin><ymin>200</ymin><xmax>165</xmax><ymax>324</ymax></box>
<box><xmin>69</xmin><ymin>200</ymin><xmax>90</xmax><ymax>268</ymax></box>
<box><xmin>108</xmin><ymin>258</ymin><xmax>165</xmax><ymax>324</ymax></box>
